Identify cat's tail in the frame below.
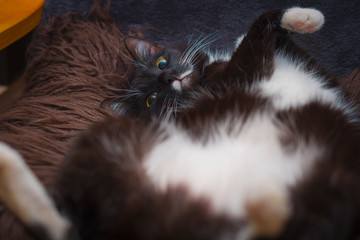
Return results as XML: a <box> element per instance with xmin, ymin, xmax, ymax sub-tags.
<box><xmin>0</xmin><ymin>142</ymin><xmax>70</xmax><ymax>240</ymax></box>
<box><xmin>280</xmin><ymin>7</ymin><xmax>324</xmax><ymax>34</ymax></box>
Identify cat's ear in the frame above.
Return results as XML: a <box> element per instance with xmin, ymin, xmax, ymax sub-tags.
<box><xmin>124</xmin><ymin>37</ymin><xmax>162</xmax><ymax>62</ymax></box>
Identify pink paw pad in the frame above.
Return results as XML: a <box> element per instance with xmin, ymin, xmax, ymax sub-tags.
<box><xmin>281</xmin><ymin>7</ymin><xmax>324</xmax><ymax>34</ymax></box>
<box><xmin>294</xmin><ymin>21</ymin><xmax>304</xmax><ymax>28</ymax></box>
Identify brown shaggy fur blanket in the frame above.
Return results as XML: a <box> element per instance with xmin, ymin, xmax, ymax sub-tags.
<box><xmin>1</xmin><ymin>1</ymin><xmax>360</xmax><ymax>239</ymax></box>
<box><xmin>0</xmin><ymin>2</ymin><xmax>133</xmax><ymax>239</ymax></box>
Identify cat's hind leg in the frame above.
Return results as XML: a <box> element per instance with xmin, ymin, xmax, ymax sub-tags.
<box><xmin>0</xmin><ymin>142</ymin><xmax>70</xmax><ymax>240</ymax></box>
<box><xmin>281</xmin><ymin>7</ymin><xmax>324</xmax><ymax>34</ymax></box>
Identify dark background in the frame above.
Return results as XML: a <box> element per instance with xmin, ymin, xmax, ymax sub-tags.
<box><xmin>41</xmin><ymin>0</ymin><xmax>360</xmax><ymax>77</ymax></box>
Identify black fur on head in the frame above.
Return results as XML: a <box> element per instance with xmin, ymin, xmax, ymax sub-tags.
<box><xmin>107</xmin><ymin>35</ymin><xmax>214</xmax><ymax>120</ymax></box>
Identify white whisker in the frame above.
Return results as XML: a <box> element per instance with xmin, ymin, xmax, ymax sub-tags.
<box><xmin>120</xmin><ymin>52</ymin><xmax>147</xmax><ymax>68</ymax></box>
<box><xmin>181</xmin><ymin>33</ymin><xmax>219</xmax><ymax>65</ymax></box>
<box><xmin>159</xmin><ymin>96</ymin><xmax>169</xmax><ymax>120</ymax></box>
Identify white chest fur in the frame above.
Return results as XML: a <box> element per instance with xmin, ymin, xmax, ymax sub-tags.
<box><xmin>143</xmin><ymin>110</ymin><xmax>322</xmax><ymax>218</ymax></box>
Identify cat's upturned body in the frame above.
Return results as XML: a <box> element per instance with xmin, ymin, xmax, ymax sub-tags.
<box><xmin>53</xmin><ymin>7</ymin><xmax>360</xmax><ymax>240</ymax></box>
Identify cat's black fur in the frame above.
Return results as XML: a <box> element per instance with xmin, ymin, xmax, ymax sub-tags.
<box><xmin>54</xmin><ymin>8</ymin><xmax>360</xmax><ymax>240</ymax></box>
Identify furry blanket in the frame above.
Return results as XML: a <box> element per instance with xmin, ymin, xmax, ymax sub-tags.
<box><xmin>1</xmin><ymin>1</ymin><xmax>360</xmax><ymax>239</ymax></box>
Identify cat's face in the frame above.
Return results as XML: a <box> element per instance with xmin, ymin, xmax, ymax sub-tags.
<box><xmin>116</xmin><ymin>37</ymin><xmax>209</xmax><ymax>119</ymax></box>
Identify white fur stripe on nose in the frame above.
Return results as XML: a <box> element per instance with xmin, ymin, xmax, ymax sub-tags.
<box><xmin>171</xmin><ymin>68</ymin><xmax>194</xmax><ymax>91</ymax></box>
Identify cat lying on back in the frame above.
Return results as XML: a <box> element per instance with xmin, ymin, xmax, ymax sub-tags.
<box><xmin>51</xmin><ymin>7</ymin><xmax>360</xmax><ymax>240</ymax></box>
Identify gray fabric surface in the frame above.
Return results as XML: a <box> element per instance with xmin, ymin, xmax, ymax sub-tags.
<box><xmin>42</xmin><ymin>0</ymin><xmax>360</xmax><ymax>77</ymax></box>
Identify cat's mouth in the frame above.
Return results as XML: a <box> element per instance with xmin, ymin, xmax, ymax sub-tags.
<box><xmin>171</xmin><ymin>70</ymin><xmax>193</xmax><ymax>92</ymax></box>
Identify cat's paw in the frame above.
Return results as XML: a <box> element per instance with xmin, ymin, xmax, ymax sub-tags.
<box><xmin>281</xmin><ymin>7</ymin><xmax>324</xmax><ymax>34</ymax></box>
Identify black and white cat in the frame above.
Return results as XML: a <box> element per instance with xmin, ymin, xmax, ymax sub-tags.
<box><xmin>53</xmin><ymin>7</ymin><xmax>360</xmax><ymax>240</ymax></box>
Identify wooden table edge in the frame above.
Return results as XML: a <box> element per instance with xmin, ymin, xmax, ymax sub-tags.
<box><xmin>0</xmin><ymin>2</ymin><xmax>44</xmax><ymax>51</ymax></box>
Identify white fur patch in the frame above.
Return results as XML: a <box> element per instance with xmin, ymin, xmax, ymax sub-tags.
<box><xmin>204</xmin><ymin>33</ymin><xmax>244</xmax><ymax>66</ymax></box>
<box><xmin>205</xmin><ymin>49</ymin><xmax>233</xmax><ymax>65</ymax></box>
<box><xmin>143</xmin><ymin>112</ymin><xmax>321</xmax><ymax>218</ymax></box>
<box><xmin>235</xmin><ymin>34</ymin><xmax>246</xmax><ymax>48</ymax></box>
<box><xmin>258</xmin><ymin>52</ymin><xmax>340</xmax><ymax>110</ymax></box>
<box><xmin>172</xmin><ymin>81</ymin><xmax>182</xmax><ymax>92</ymax></box>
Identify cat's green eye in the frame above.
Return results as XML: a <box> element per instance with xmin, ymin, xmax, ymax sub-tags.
<box><xmin>156</xmin><ymin>58</ymin><xmax>167</xmax><ymax>70</ymax></box>
<box><xmin>146</xmin><ymin>93</ymin><xmax>157</xmax><ymax>108</ymax></box>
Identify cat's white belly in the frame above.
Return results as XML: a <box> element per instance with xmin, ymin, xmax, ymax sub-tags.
<box><xmin>143</xmin><ymin>111</ymin><xmax>322</xmax><ymax>218</ymax></box>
